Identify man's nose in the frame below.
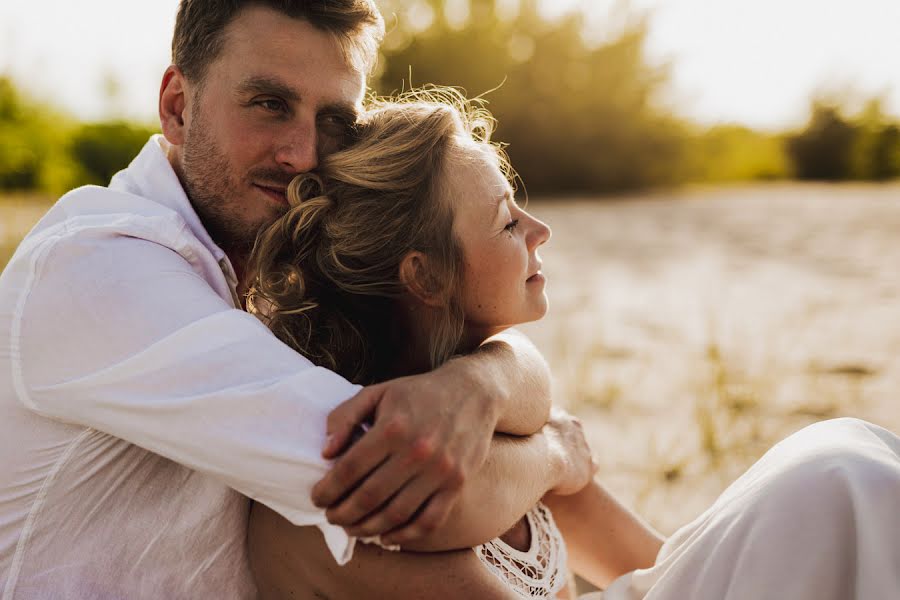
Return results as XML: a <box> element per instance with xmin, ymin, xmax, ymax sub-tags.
<box><xmin>274</xmin><ymin>126</ymin><xmax>318</xmax><ymax>173</ymax></box>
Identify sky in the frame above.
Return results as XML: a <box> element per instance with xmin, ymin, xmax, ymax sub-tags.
<box><xmin>1</xmin><ymin>0</ymin><xmax>898</xmax><ymax>130</ymax></box>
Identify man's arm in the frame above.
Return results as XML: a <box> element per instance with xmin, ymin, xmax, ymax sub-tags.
<box><xmin>249</xmin><ymin>502</ymin><xmax>520</xmax><ymax>600</ymax></box>
<box><xmin>543</xmin><ymin>479</ymin><xmax>665</xmax><ymax>588</ymax></box>
<box><xmin>8</xmin><ymin>229</ymin><xmax>357</xmax><ymax>553</ymax></box>
<box><xmin>314</xmin><ymin>409</ymin><xmax>593</xmax><ymax>551</ymax></box>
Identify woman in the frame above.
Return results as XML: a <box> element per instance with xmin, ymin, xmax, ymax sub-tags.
<box><xmin>245</xmin><ymin>89</ymin><xmax>900</xmax><ymax>599</ymax></box>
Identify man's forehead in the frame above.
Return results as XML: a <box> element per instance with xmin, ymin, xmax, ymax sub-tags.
<box><xmin>215</xmin><ymin>6</ymin><xmax>365</xmax><ymax>103</ymax></box>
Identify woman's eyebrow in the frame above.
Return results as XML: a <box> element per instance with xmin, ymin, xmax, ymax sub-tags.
<box><xmin>236</xmin><ymin>76</ymin><xmax>300</xmax><ymax>102</ymax></box>
<box><xmin>490</xmin><ymin>190</ymin><xmax>512</xmax><ymax>223</ymax></box>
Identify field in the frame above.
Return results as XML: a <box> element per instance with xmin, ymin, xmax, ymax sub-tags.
<box><xmin>519</xmin><ymin>182</ymin><xmax>900</xmax><ymax>535</ymax></box>
<box><xmin>3</xmin><ymin>183</ymin><xmax>899</xmax><ymax>539</ymax></box>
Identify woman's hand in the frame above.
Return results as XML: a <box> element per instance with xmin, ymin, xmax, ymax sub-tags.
<box><xmin>544</xmin><ymin>409</ymin><xmax>597</xmax><ymax>495</ymax></box>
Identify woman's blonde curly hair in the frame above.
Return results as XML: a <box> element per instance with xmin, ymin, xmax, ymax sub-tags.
<box><xmin>247</xmin><ymin>87</ymin><xmax>517</xmax><ymax>384</ymax></box>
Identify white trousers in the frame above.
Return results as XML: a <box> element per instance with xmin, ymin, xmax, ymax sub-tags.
<box><xmin>585</xmin><ymin>418</ymin><xmax>900</xmax><ymax>600</ymax></box>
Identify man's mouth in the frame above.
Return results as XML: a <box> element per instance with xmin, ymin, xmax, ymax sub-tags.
<box><xmin>254</xmin><ymin>184</ymin><xmax>289</xmax><ymax>207</ymax></box>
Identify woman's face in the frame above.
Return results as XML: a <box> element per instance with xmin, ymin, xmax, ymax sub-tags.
<box><xmin>450</xmin><ymin>145</ymin><xmax>552</xmax><ymax>335</ymax></box>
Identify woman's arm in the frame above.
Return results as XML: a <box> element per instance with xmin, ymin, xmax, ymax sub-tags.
<box><xmin>249</xmin><ymin>503</ymin><xmax>520</xmax><ymax>600</ymax></box>
<box><xmin>542</xmin><ymin>479</ymin><xmax>665</xmax><ymax>589</ymax></box>
<box><xmin>466</xmin><ymin>328</ymin><xmax>553</xmax><ymax>436</ymax></box>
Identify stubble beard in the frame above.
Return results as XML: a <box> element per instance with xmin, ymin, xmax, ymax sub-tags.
<box><xmin>180</xmin><ymin>105</ymin><xmax>286</xmax><ymax>260</ymax></box>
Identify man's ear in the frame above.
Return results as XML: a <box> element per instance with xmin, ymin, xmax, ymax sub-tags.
<box><xmin>159</xmin><ymin>65</ymin><xmax>189</xmax><ymax>146</ymax></box>
<box><xmin>399</xmin><ymin>251</ymin><xmax>445</xmax><ymax>308</ymax></box>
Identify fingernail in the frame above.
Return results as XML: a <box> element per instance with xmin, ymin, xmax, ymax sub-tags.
<box><xmin>323</xmin><ymin>434</ymin><xmax>337</xmax><ymax>456</ymax></box>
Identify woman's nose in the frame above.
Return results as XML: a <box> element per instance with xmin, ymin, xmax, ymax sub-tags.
<box><xmin>527</xmin><ymin>215</ymin><xmax>551</xmax><ymax>250</ymax></box>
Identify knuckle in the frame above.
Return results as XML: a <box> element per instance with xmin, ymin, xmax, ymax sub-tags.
<box><xmin>383</xmin><ymin>416</ymin><xmax>409</xmax><ymax>441</ymax></box>
<box><xmin>409</xmin><ymin>436</ymin><xmax>436</xmax><ymax>462</ymax></box>
<box><xmin>448</xmin><ymin>467</ymin><xmax>465</xmax><ymax>488</ymax></box>
<box><xmin>435</xmin><ymin>453</ymin><xmax>456</xmax><ymax>476</ymax></box>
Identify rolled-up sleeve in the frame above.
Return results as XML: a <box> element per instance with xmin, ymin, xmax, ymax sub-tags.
<box><xmin>6</xmin><ymin>220</ymin><xmax>361</xmax><ymax>563</ymax></box>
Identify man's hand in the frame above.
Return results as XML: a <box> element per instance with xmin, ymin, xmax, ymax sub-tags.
<box><xmin>310</xmin><ymin>359</ymin><xmax>499</xmax><ymax>546</ymax></box>
<box><xmin>545</xmin><ymin>409</ymin><xmax>596</xmax><ymax>496</ymax></box>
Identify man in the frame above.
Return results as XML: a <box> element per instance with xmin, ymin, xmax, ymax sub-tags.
<box><xmin>0</xmin><ymin>1</ymin><xmax>592</xmax><ymax>597</ymax></box>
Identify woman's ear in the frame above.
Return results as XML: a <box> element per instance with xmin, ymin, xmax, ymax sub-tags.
<box><xmin>399</xmin><ymin>251</ymin><xmax>445</xmax><ymax>308</ymax></box>
<box><xmin>159</xmin><ymin>65</ymin><xmax>189</xmax><ymax>146</ymax></box>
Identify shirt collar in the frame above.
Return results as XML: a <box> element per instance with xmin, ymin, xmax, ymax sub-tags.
<box><xmin>110</xmin><ymin>134</ymin><xmax>231</xmax><ymax>271</ymax></box>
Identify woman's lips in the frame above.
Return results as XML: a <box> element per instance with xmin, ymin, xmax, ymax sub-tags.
<box><xmin>527</xmin><ymin>272</ymin><xmax>545</xmax><ymax>283</ymax></box>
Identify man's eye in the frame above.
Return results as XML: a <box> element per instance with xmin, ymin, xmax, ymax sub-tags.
<box><xmin>320</xmin><ymin>115</ymin><xmax>351</xmax><ymax>132</ymax></box>
<box><xmin>257</xmin><ymin>99</ymin><xmax>286</xmax><ymax>113</ymax></box>
<box><xmin>504</xmin><ymin>219</ymin><xmax>520</xmax><ymax>232</ymax></box>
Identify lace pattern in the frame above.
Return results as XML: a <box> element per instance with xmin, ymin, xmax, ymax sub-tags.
<box><xmin>473</xmin><ymin>502</ymin><xmax>568</xmax><ymax>598</ymax></box>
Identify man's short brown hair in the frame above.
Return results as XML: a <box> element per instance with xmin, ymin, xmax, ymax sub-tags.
<box><xmin>172</xmin><ymin>0</ymin><xmax>384</xmax><ymax>82</ymax></box>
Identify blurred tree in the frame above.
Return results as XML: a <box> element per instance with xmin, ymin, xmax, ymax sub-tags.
<box><xmin>374</xmin><ymin>0</ymin><xmax>687</xmax><ymax>194</ymax></box>
<box><xmin>786</xmin><ymin>103</ymin><xmax>857</xmax><ymax>180</ymax></box>
<box><xmin>688</xmin><ymin>125</ymin><xmax>790</xmax><ymax>182</ymax></box>
<box><xmin>68</xmin><ymin>121</ymin><xmax>157</xmax><ymax>186</ymax></box>
<box><xmin>850</xmin><ymin>98</ymin><xmax>900</xmax><ymax>180</ymax></box>
<box><xmin>0</xmin><ymin>77</ymin><xmax>83</xmax><ymax>193</ymax></box>
<box><xmin>0</xmin><ymin>78</ymin><xmax>41</xmax><ymax>189</ymax></box>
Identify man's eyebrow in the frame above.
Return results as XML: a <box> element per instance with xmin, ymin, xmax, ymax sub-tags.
<box><xmin>236</xmin><ymin>76</ymin><xmax>300</xmax><ymax>102</ymax></box>
<box><xmin>319</xmin><ymin>101</ymin><xmax>360</xmax><ymax>123</ymax></box>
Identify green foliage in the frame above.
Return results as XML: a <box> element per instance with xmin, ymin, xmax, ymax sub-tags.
<box><xmin>374</xmin><ymin>0</ymin><xmax>689</xmax><ymax>193</ymax></box>
<box><xmin>68</xmin><ymin>121</ymin><xmax>157</xmax><ymax>186</ymax></box>
<box><xmin>0</xmin><ymin>77</ymin><xmax>157</xmax><ymax>193</ymax></box>
<box><xmin>687</xmin><ymin>125</ymin><xmax>790</xmax><ymax>182</ymax></box>
<box><xmin>787</xmin><ymin>98</ymin><xmax>900</xmax><ymax>181</ymax></box>
<box><xmin>3</xmin><ymin>2</ymin><xmax>899</xmax><ymax>197</ymax></box>
<box><xmin>851</xmin><ymin>99</ymin><xmax>900</xmax><ymax>180</ymax></box>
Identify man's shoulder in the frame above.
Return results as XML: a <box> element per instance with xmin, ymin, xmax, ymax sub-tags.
<box><xmin>23</xmin><ymin>185</ymin><xmax>193</xmax><ymax>251</ymax></box>
<box><xmin>56</xmin><ymin>183</ymin><xmax>185</xmax><ymax>223</ymax></box>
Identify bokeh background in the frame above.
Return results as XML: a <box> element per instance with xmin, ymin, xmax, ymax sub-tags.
<box><xmin>2</xmin><ymin>0</ymin><xmax>899</xmax><ymax>589</ymax></box>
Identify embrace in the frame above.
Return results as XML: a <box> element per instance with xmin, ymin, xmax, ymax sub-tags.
<box><xmin>1</xmin><ymin>2</ymin><xmax>899</xmax><ymax>599</ymax></box>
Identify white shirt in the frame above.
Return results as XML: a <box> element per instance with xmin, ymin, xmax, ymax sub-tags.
<box><xmin>0</xmin><ymin>135</ymin><xmax>362</xmax><ymax>599</ymax></box>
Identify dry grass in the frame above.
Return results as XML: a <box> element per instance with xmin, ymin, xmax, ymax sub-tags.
<box><xmin>519</xmin><ymin>182</ymin><xmax>900</xmax><ymax>537</ymax></box>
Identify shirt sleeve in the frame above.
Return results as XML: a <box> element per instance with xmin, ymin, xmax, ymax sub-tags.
<box><xmin>8</xmin><ymin>224</ymin><xmax>361</xmax><ymax>563</ymax></box>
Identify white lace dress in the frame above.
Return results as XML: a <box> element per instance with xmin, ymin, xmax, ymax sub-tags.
<box><xmin>473</xmin><ymin>502</ymin><xmax>568</xmax><ymax>599</ymax></box>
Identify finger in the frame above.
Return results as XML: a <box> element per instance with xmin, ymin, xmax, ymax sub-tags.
<box><xmin>381</xmin><ymin>489</ymin><xmax>458</xmax><ymax>547</ymax></box>
<box><xmin>323</xmin><ymin>386</ymin><xmax>382</xmax><ymax>458</ymax></box>
<box><xmin>311</xmin><ymin>431</ymin><xmax>389</xmax><ymax>507</ymax></box>
<box><xmin>344</xmin><ymin>465</ymin><xmax>440</xmax><ymax>537</ymax></box>
<box><xmin>326</xmin><ymin>454</ymin><xmax>420</xmax><ymax>528</ymax></box>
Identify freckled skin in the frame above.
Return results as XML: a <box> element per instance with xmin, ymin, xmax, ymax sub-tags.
<box><xmin>451</xmin><ymin>146</ymin><xmax>552</xmax><ymax>338</ymax></box>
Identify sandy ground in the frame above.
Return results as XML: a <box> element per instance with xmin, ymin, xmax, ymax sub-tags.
<box><xmin>519</xmin><ymin>182</ymin><xmax>900</xmax><ymax>535</ymax></box>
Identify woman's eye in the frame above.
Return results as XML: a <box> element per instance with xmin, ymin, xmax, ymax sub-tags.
<box><xmin>504</xmin><ymin>219</ymin><xmax>520</xmax><ymax>233</ymax></box>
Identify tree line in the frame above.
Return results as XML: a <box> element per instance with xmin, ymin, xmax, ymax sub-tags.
<box><xmin>1</xmin><ymin>0</ymin><xmax>898</xmax><ymax>197</ymax></box>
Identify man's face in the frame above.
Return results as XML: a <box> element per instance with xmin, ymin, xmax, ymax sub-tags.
<box><xmin>175</xmin><ymin>6</ymin><xmax>366</xmax><ymax>255</ymax></box>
